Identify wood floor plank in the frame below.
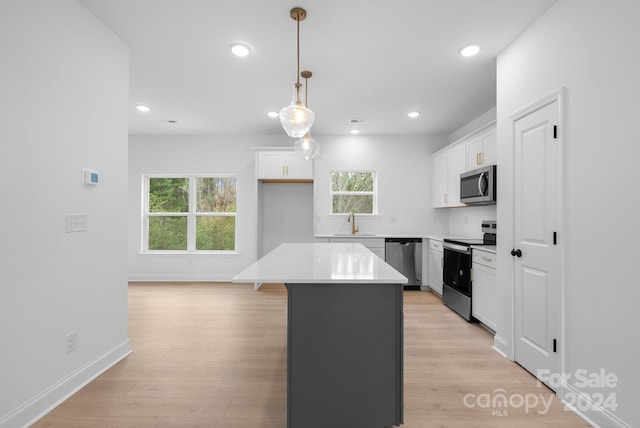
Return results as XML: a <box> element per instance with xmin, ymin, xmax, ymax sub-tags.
<box><xmin>33</xmin><ymin>282</ymin><xmax>590</xmax><ymax>427</ymax></box>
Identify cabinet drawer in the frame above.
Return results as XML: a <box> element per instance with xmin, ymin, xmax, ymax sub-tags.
<box><xmin>473</xmin><ymin>250</ymin><xmax>496</xmax><ymax>269</ymax></box>
<box><xmin>429</xmin><ymin>240</ymin><xmax>443</xmax><ymax>252</ymax></box>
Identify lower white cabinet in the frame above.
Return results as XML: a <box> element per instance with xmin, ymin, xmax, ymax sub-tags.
<box><xmin>471</xmin><ymin>249</ymin><xmax>497</xmax><ymax>331</ymax></box>
<box><xmin>428</xmin><ymin>239</ymin><xmax>443</xmax><ymax>295</ymax></box>
<box><xmin>329</xmin><ymin>237</ymin><xmax>385</xmax><ymax>259</ymax></box>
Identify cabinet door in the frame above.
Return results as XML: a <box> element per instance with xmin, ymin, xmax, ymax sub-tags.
<box><xmin>471</xmin><ymin>262</ymin><xmax>497</xmax><ymax>331</ymax></box>
<box><xmin>284</xmin><ymin>153</ymin><xmax>313</xmax><ymax>179</ymax></box>
<box><xmin>466</xmin><ymin>136</ymin><xmax>484</xmax><ymax>170</ymax></box>
<box><xmin>257</xmin><ymin>152</ymin><xmax>286</xmax><ymax>179</ymax></box>
<box><xmin>432</xmin><ymin>152</ymin><xmax>448</xmax><ymax>208</ymax></box>
<box><xmin>466</xmin><ymin>128</ymin><xmax>497</xmax><ymax>169</ymax></box>
<box><xmin>481</xmin><ymin>129</ymin><xmax>497</xmax><ymax>166</ymax></box>
<box><xmin>428</xmin><ymin>248</ymin><xmax>443</xmax><ymax>295</ymax></box>
<box><xmin>447</xmin><ymin>144</ymin><xmax>466</xmax><ymax>207</ymax></box>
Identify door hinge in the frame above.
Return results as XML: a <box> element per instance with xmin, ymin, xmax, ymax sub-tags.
<box><xmin>553</xmin><ymin>339</ymin><xmax>557</xmax><ymax>353</ymax></box>
<box><xmin>553</xmin><ymin>231</ymin><xmax>557</xmax><ymax>245</ymax></box>
<box><xmin>553</xmin><ymin>125</ymin><xmax>558</xmax><ymax>139</ymax></box>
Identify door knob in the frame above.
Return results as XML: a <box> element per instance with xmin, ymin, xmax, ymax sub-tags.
<box><xmin>511</xmin><ymin>249</ymin><xmax>522</xmax><ymax>257</ymax></box>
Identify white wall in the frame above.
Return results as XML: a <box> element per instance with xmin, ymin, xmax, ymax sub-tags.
<box><xmin>445</xmin><ymin>108</ymin><xmax>497</xmax><ymax>237</ymax></box>
<box><xmin>497</xmin><ymin>1</ymin><xmax>639</xmax><ymax>426</ymax></box>
<box><xmin>259</xmin><ymin>182</ymin><xmax>314</xmax><ymax>256</ymax></box>
<box><xmin>315</xmin><ymin>135</ymin><xmax>448</xmax><ymax>236</ymax></box>
<box><xmin>0</xmin><ymin>1</ymin><xmax>130</xmax><ymax>426</ymax></box>
<box><xmin>128</xmin><ymin>135</ymin><xmax>285</xmax><ymax>281</ymax></box>
<box><xmin>129</xmin><ymin>134</ymin><xmax>448</xmax><ymax>280</ymax></box>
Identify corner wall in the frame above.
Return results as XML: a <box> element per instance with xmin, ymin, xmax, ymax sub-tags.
<box><xmin>496</xmin><ymin>1</ymin><xmax>639</xmax><ymax>426</ymax></box>
<box><xmin>0</xmin><ymin>1</ymin><xmax>130</xmax><ymax>426</ymax></box>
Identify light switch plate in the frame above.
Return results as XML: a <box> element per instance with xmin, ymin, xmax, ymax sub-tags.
<box><xmin>65</xmin><ymin>214</ymin><xmax>88</xmax><ymax>233</ymax></box>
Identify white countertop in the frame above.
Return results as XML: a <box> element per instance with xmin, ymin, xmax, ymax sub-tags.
<box><xmin>471</xmin><ymin>245</ymin><xmax>497</xmax><ymax>254</ymax></box>
<box><xmin>232</xmin><ymin>243</ymin><xmax>408</xmax><ymax>284</ymax></box>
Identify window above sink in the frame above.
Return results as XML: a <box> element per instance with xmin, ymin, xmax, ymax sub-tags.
<box><xmin>330</xmin><ymin>170</ymin><xmax>377</xmax><ymax>215</ymax></box>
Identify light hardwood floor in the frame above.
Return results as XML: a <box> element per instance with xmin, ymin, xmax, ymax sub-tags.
<box><xmin>34</xmin><ymin>282</ymin><xmax>590</xmax><ymax>428</ymax></box>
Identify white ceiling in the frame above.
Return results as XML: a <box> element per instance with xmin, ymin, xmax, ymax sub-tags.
<box><xmin>78</xmin><ymin>0</ymin><xmax>556</xmax><ymax>137</ymax></box>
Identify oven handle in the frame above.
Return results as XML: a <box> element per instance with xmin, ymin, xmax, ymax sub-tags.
<box><xmin>443</xmin><ymin>242</ymin><xmax>471</xmax><ymax>254</ymax></box>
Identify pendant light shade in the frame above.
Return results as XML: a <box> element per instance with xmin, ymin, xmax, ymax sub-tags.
<box><xmin>279</xmin><ymin>84</ymin><xmax>315</xmax><ymax>138</ymax></box>
<box><xmin>294</xmin><ymin>70</ymin><xmax>320</xmax><ymax>160</ymax></box>
<box><xmin>294</xmin><ymin>132</ymin><xmax>320</xmax><ymax>160</ymax></box>
<box><xmin>280</xmin><ymin>8</ymin><xmax>314</xmax><ymax>138</ymax></box>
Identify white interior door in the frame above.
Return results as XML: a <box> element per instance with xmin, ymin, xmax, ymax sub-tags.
<box><xmin>513</xmin><ymin>96</ymin><xmax>562</xmax><ymax>390</ymax></box>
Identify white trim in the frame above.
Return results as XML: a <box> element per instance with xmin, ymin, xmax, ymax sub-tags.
<box><xmin>509</xmin><ymin>87</ymin><xmax>566</xmax><ymax>386</ymax></box>
<box><xmin>128</xmin><ymin>274</ymin><xmax>237</xmax><ymax>282</ymax></box>
<box><xmin>433</xmin><ymin>119</ymin><xmax>497</xmax><ymax>157</ymax></box>
<box><xmin>560</xmin><ymin>383</ymin><xmax>631</xmax><ymax>428</ymax></box>
<box><xmin>0</xmin><ymin>339</ymin><xmax>131</xmax><ymax>428</ymax></box>
<box><xmin>492</xmin><ymin>334</ymin><xmax>511</xmax><ymax>360</ymax></box>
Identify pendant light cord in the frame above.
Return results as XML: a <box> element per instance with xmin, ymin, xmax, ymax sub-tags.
<box><xmin>297</xmin><ymin>15</ymin><xmax>301</xmax><ymax>88</ymax></box>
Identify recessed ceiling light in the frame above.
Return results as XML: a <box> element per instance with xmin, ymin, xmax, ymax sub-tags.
<box><xmin>230</xmin><ymin>43</ymin><xmax>251</xmax><ymax>57</ymax></box>
<box><xmin>350</xmin><ymin>129</ymin><xmax>360</xmax><ymax>135</ymax></box>
<box><xmin>408</xmin><ymin>111</ymin><xmax>421</xmax><ymax>118</ymax></box>
<box><xmin>267</xmin><ymin>111</ymin><xmax>279</xmax><ymax>118</ymax></box>
<box><xmin>460</xmin><ymin>44</ymin><xmax>481</xmax><ymax>57</ymax></box>
<box><xmin>136</xmin><ymin>104</ymin><xmax>150</xmax><ymax>113</ymax></box>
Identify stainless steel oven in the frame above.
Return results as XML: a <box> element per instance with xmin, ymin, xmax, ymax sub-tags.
<box><xmin>442</xmin><ymin>221</ymin><xmax>496</xmax><ymax>321</ymax></box>
<box><xmin>442</xmin><ymin>241</ymin><xmax>474</xmax><ymax>320</ymax></box>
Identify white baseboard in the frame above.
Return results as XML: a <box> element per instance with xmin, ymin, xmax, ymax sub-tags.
<box><xmin>560</xmin><ymin>383</ymin><xmax>631</xmax><ymax>428</ymax></box>
<box><xmin>128</xmin><ymin>274</ymin><xmax>232</xmax><ymax>282</ymax></box>
<box><xmin>0</xmin><ymin>339</ymin><xmax>131</xmax><ymax>428</ymax></box>
<box><xmin>492</xmin><ymin>334</ymin><xmax>512</xmax><ymax>360</ymax></box>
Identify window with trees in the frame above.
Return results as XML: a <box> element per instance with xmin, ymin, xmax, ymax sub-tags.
<box><xmin>330</xmin><ymin>171</ymin><xmax>376</xmax><ymax>214</ymax></box>
<box><xmin>144</xmin><ymin>176</ymin><xmax>236</xmax><ymax>252</ymax></box>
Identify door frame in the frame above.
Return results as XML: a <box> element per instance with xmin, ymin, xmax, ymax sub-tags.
<box><xmin>509</xmin><ymin>87</ymin><xmax>566</xmax><ymax>390</ymax></box>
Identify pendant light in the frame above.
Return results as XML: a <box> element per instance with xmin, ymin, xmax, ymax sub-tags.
<box><xmin>279</xmin><ymin>7</ymin><xmax>315</xmax><ymax>138</ymax></box>
<box><xmin>294</xmin><ymin>70</ymin><xmax>320</xmax><ymax>160</ymax></box>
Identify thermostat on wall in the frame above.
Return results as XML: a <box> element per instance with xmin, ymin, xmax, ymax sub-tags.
<box><xmin>82</xmin><ymin>169</ymin><xmax>99</xmax><ymax>186</ymax></box>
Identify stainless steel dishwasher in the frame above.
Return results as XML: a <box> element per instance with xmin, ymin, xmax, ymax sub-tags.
<box><xmin>385</xmin><ymin>238</ymin><xmax>422</xmax><ymax>290</ymax></box>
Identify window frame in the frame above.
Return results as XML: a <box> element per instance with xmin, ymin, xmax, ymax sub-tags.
<box><xmin>329</xmin><ymin>170</ymin><xmax>378</xmax><ymax>215</ymax></box>
<box><xmin>142</xmin><ymin>174</ymin><xmax>238</xmax><ymax>254</ymax></box>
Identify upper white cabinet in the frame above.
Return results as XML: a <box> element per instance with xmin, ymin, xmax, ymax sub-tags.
<box><xmin>432</xmin><ymin>122</ymin><xmax>496</xmax><ymax>208</ymax></box>
<box><xmin>432</xmin><ymin>143</ymin><xmax>466</xmax><ymax>208</ymax></box>
<box><xmin>257</xmin><ymin>150</ymin><xmax>313</xmax><ymax>180</ymax></box>
<box><xmin>466</xmin><ymin>127</ymin><xmax>497</xmax><ymax>170</ymax></box>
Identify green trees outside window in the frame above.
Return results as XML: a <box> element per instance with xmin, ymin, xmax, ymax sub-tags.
<box><xmin>331</xmin><ymin>171</ymin><xmax>375</xmax><ymax>214</ymax></box>
<box><xmin>146</xmin><ymin>176</ymin><xmax>236</xmax><ymax>252</ymax></box>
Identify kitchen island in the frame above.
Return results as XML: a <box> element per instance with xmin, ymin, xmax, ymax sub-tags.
<box><xmin>233</xmin><ymin>243</ymin><xmax>407</xmax><ymax>428</ymax></box>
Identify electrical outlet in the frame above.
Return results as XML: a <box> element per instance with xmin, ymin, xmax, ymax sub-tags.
<box><xmin>65</xmin><ymin>214</ymin><xmax>88</xmax><ymax>233</ymax></box>
<box><xmin>66</xmin><ymin>331</ymin><xmax>78</xmax><ymax>354</ymax></box>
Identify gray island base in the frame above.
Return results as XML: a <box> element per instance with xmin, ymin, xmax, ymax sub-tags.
<box><xmin>233</xmin><ymin>243</ymin><xmax>407</xmax><ymax>428</ymax></box>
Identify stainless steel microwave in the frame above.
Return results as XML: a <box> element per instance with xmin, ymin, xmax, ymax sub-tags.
<box><xmin>460</xmin><ymin>165</ymin><xmax>496</xmax><ymax>205</ymax></box>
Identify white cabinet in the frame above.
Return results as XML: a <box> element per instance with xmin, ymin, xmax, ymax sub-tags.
<box><xmin>329</xmin><ymin>237</ymin><xmax>385</xmax><ymax>259</ymax></box>
<box><xmin>421</xmin><ymin>238</ymin><xmax>430</xmax><ymax>289</ymax></box>
<box><xmin>257</xmin><ymin>151</ymin><xmax>313</xmax><ymax>180</ymax></box>
<box><xmin>432</xmin><ymin>143</ymin><xmax>466</xmax><ymax>208</ymax></box>
<box><xmin>472</xmin><ymin>248</ymin><xmax>497</xmax><ymax>331</ymax></box>
<box><xmin>432</xmin><ymin>152</ymin><xmax>448</xmax><ymax>208</ymax></box>
<box><xmin>466</xmin><ymin>128</ymin><xmax>497</xmax><ymax>170</ymax></box>
<box><xmin>432</xmin><ymin>123</ymin><xmax>496</xmax><ymax>208</ymax></box>
<box><xmin>428</xmin><ymin>239</ymin><xmax>443</xmax><ymax>296</ymax></box>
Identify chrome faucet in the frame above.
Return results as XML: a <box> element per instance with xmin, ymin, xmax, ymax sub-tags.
<box><xmin>347</xmin><ymin>212</ymin><xmax>359</xmax><ymax>235</ymax></box>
